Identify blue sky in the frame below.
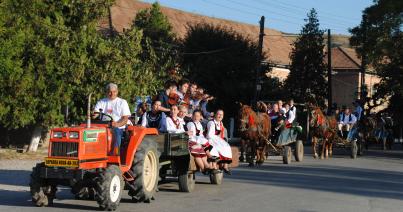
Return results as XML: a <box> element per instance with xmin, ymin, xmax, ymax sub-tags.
<box><xmin>140</xmin><ymin>0</ymin><xmax>373</xmax><ymax>35</ymax></box>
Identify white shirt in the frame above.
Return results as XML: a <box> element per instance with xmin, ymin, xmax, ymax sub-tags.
<box><xmin>286</xmin><ymin>109</ymin><xmax>296</xmax><ymax>123</ymax></box>
<box><xmin>186</xmin><ymin>121</ymin><xmax>206</xmax><ymax>144</ymax></box>
<box><xmin>94</xmin><ymin>97</ymin><xmax>131</xmax><ymax>129</ymax></box>
<box><xmin>166</xmin><ymin>116</ymin><xmax>185</xmax><ymax>134</ymax></box>
<box><xmin>206</xmin><ymin>120</ymin><xmax>223</xmax><ymax>140</ymax></box>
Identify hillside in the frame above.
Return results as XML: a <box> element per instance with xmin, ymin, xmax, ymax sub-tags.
<box><xmin>101</xmin><ymin>0</ymin><xmax>352</xmax><ymax>65</ymax></box>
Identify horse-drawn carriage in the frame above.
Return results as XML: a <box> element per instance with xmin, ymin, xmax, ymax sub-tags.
<box><xmin>238</xmin><ymin>103</ymin><xmax>304</xmax><ymax>166</ymax></box>
<box><xmin>308</xmin><ymin>105</ymin><xmax>363</xmax><ymax>159</ymax></box>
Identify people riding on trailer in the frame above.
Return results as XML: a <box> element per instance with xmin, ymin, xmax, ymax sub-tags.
<box><xmin>93</xmin><ymin>83</ymin><xmax>131</xmax><ymax>155</ymax></box>
<box><xmin>206</xmin><ymin>109</ymin><xmax>232</xmax><ymax>175</ymax></box>
<box><xmin>166</xmin><ymin>105</ymin><xmax>187</xmax><ymax>134</ymax></box>
<box><xmin>141</xmin><ymin>100</ymin><xmax>167</xmax><ymax>132</ymax></box>
<box><xmin>186</xmin><ymin>110</ymin><xmax>215</xmax><ymax>174</ymax></box>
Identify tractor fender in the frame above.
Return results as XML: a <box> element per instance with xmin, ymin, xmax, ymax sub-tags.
<box><xmin>121</xmin><ymin>126</ymin><xmax>158</xmax><ymax>171</ymax></box>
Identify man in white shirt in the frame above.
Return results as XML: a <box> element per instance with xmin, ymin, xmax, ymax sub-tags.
<box><xmin>94</xmin><ymin>83</ymin><xmax>131</xmax><ymax>155</ymax></box>
<box><xmin>338</xmin><ymin>107</ymin><xmax>357</xmax><ymax>138</ymax></box>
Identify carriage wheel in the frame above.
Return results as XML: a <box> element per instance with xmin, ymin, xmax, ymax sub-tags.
<box><xmin>351</xmin><ymin>140</ymin><xmax>358</xmax><ymax>159</ymax></box>
<box><xmin>357</xmin><ymin>139</ymin><xmax>364</xmax><ymax>156</ymax></box>
<box><xmin>294</xmin><ymin>140</ymin><xmax>304</xmax><ymax>162</ymax></box>
<box><xmin>283</xmin><ymin>146</ymin><xmax>292</xmax><ymax>164</ymax></box>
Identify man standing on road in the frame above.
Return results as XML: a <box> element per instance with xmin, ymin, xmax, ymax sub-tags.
<box><xmin>94</xmin><ymin>83</ymin><xmax>131</xmax><ymax>155</ymax></box>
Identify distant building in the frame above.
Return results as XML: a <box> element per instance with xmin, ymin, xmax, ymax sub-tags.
<box><xmin>327</xmin><ymin>47</ymin><xmax>381</xmax><ymax>110</ymax></box>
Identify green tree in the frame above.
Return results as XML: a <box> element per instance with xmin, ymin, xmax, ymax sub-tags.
<box><xmin>0</xmin><ymin>0</ymin><xmax>153</xmax><ymax>147</ymax></box>
<box><xmin>350</xmin><ymin>0</ymin><xmax>402</xmax><ymax>123</ymax></box>
<box><xmin>284</xmin><ymin>8</ymin><xmax>327</xmax><ymax>107</ymax></box>
<box><xmin>133</xmin><ymin>2</ymin><xmax>179</xmax><ymax>80</ymax></box>
<box><xmin>181</xmin><ymin>23</ymin><xmax>263</xmax><ymax>117</ymax></box>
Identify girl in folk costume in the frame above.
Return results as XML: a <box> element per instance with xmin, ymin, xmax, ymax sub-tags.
<box><xmin>166</xmin><ymin>105</ymin><xmax>187</xmax><ymax>134</ymax></box>
<box><xmin>186</xmin><ymin>110</ymin><xmax>213</xmax><ymax>173</ymax></box>
<box><xmin>206</xmin><ymin>109</ymin><xmax>232</xmax><ymax>174</ymax></box>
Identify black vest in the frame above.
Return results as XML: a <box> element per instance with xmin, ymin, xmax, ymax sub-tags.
<box><xmin>146</xmin><ymin>112</ymin><xmax>162</xmax><ymax>128</ymax></box>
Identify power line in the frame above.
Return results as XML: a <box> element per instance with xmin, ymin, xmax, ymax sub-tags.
<box><xmin>225</xmin><ymin>0</ymin><xmax>354</xmax><ymax>30</ymax></box>
<box><xmin>202</xmin><ymin>0</ymin><xmax>302</xmax><ymax>26</ymax></box>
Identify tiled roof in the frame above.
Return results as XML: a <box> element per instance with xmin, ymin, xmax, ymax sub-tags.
<box><xmin>325</xmin><ymin>47</ymin><xmax>361</xmax><ymax>70</ymax></box>
<box><xmin>104</xmin><ymin>0</ymin><xmax>293</xmax><ymax>65</ymax></box>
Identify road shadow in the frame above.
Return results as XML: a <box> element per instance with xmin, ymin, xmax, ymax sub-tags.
<box><xmin>0</xmin><ymin>170</ymin><xmax>31</xmax><ymax>187</ymax></box>
<box><xmin>226</xmin><ymin>161</ymin><xmax>403</xmax><ymax>201</ymax></box>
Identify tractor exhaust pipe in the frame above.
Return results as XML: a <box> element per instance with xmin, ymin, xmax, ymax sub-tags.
<box><xmin>86</xmin><ymin>93</ymin><xmax>92</xmax><ymax>128</ymax></box>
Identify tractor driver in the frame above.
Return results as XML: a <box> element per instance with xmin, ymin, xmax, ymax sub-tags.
<box><xmin>94</xmin><ymin>83</ymin><xmax>131</xmax><ymax>155</ymax></box>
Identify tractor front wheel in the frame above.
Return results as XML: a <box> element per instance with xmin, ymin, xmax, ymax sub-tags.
<box><xmin>95</xmin><ymin>165</ymin><xmax>123</xmax><ymax>211</ymax></box>
<box><xmin>30</xmin><ymin>163</ymin><xmax>57</xmax><ymax>207</ymax></box>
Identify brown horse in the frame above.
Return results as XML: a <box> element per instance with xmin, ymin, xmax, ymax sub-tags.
<box><xmin>309</xmin><ymin>106</ymin><xmax>337</xmax><ymax>159</ymax></box>
<box><xmin>238</xmin><ymin>102</ymin><xmax>271</xmax><ymax>166</ymax></box>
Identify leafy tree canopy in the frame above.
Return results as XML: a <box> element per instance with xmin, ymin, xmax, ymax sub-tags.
<box><xmin>181</xmin><ymin>23</ymin><xmax>264</xmax><ymax>117</ymax></box>
<box><xmin>350</xmin><ymin>0</ymin><xmax>402</xmax><ymax>123</ymax></box>
<box><xmin>284</xmin><ymin>8</ymin><xmax>327</xmax><ymax>107</ymax></box>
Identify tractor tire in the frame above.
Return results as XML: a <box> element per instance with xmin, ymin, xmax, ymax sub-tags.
<box><xmin>210</xmin><ymin>171</ymin><xmax>223</xmax><ymax>185</ymax></box>
<box><xmin>178</xmin><ymin>172</ymin><xmax>195</xmax><ymax>192</ymax></box>
<box><xmin>30</xmin><ymin>163</ymin><xmax>57</xmax><ymax>207</ymax></box>
<box><xmin>351</xmin><ymin>140</ymin><xmax>358</xmax><ymax>159</ymax></box>
<box><xmin>294</xmin><ymin>140</ymin><xmax>304</xmax><ymax>162</ymax></box>
<box><xmin>283</xmin><ymin>146</ymin><xmax>292</xmax><ymax>164</ymax></box>
<box><xmin>95</xmin><ymin>165</ymin><xmax>123</xmax><ymax>211</ymax></box>
<box><xmin>128</xmin><ymin>140</ymin><xmax>160</xmax><ymax>203</ymax></box>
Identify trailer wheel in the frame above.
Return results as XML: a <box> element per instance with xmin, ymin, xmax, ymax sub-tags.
<box><xmin>210</xmin><ymin>171</ymin><xmax>223</xmax><ymax>185</ymax></box>
<box><xmin>351</xmin><ymin>140</ymin><xmax>358</xmax><ymax>159</ymax></box>
<box><xmin>283</xmin><ymin>146</ymin><xmax>292</xmax><ymax>164</ymax></box>
<box><xmin>30</xmin><ymin>163</ymin><xmax>57</xmax><ymax>207</ymax></box>
<box><xmin>178</xmin><ymin>172</ymin><xmax>195</xmax><ymax>192</ymax></box>
<box><xmin>129</xmin><ymin>140</ymin><xmax>159</xmax><ymax>202</ymax></box>
<box><xmin>294</xmin><ymin>140</ymin><xmax>304</xmax><ymax>162</ymax></box>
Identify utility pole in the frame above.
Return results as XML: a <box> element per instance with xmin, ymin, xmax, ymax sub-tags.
<box><xmin>360</xmin><ymin>15</ymin><xmax>367</xmax><ymax>102</ymax></box>
<box><xmin>253</xmin><ymin>16</ymin><xmax>265</xmax><ymax>108</ymax></box>
<box><xmin>108</xmin><ymin>6</ymin><xmax>114</xmax><ymax>37</ymax></box>
<box><xmin>327</xmin><ymin>29</ymin><xmax>332</xmax><ymax>114</ymax></box>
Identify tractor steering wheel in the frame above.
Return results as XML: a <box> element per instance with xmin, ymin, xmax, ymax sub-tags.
<box><xmin>92</xmin><ymin>111</ymin><xmax>114</xmax><ymax>127</ymax></box>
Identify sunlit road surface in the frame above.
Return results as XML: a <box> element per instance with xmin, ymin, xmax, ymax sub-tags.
<box><xmin>1</xmin><ymin>146</ymin><xmax>403</xmax><ymax>212</ymax></box>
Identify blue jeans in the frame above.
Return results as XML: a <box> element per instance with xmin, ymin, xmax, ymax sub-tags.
<box><xmin>347</xmin><ymin>126</ymin><xmax>358</xmax><ymax>141</ymax></box>
<box><xmin>112</xmin><ymin>128</ymin><xmax>124</xmax><ymax>154</ymax></box>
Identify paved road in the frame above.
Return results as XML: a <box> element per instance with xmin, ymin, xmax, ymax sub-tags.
<box><xmin>1</xmin><ymin>147</ymin><xmax>403</xmax><ymax>212</ymax></box>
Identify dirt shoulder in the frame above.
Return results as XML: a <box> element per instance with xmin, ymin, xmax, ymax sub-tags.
<box><xmin>0</xmin><ymin>147</ymin><xmax>47</xmax><ymax>161</ymax></box>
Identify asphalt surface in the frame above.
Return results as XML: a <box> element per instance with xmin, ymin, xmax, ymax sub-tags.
<box><xmin>1</xmin><ymin>146</ymin><xmax>403</xmax><ymax>212</ymax></box>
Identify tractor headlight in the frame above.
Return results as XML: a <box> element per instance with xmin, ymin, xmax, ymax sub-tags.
<box><xmin>69</xmin><ymin>131</ymin><xmax>79</xmax><ymax>139</ymax></box>
<box><xmin>53</xmin><ymin>131</ymin><xmax>64</xmax><ymax>138</ymax></box>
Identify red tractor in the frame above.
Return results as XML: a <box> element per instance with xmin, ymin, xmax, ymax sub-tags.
<box><xmin>30</xmin><ymin>96</ymin><xmax>239</xmax><ymax>210</ymax></box>
<box><xmin>30</xmin><ymin>97</ymin><xmax>160</xmax><ymax>211</ymax></box>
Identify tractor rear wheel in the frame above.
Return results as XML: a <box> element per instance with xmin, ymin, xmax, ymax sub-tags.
<box><xmin>95</xmin><ymin>165</ymin><xmax>123</xmax><ymax>211</ymax></box>
<box><xmin>128</xmin><ymin>140</ymin><xmax>160</xmax><ymax>202</ymax></box>
<box><xmin>178</xmin><ymin>172</ymin><xmax>195</xmax><ymax>192</ymax></box>
<box><xmin>30</xmin><ymin>163</ymin><xmax>57</xmax><ymax>207</ymax></box>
